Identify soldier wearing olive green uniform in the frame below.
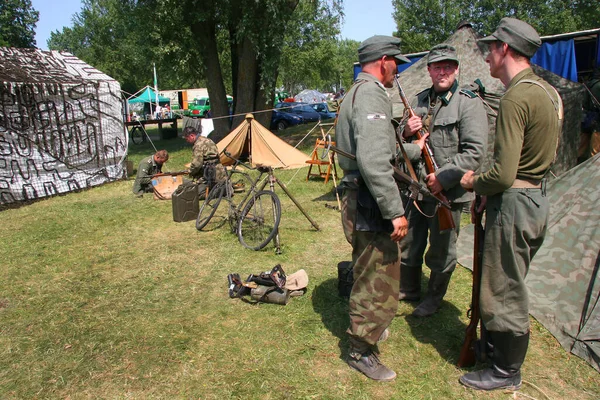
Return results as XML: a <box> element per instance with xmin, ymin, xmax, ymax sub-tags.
<box><xmin>400</xmin><ymin>44</ymin><xmax>488</xmax><ymax>318</ymax></box>
<box><xmin>460</xmin><ymin>18</ymin><xmax>562</xmax><ymax>391</ymax></box>
<box><xmin>132</xmin><ymin>151</ymin><xmax>168</xmax><ymax>196</ymax></box>
<box><xmin>336</xmin><ymin>35</ymin><xmax>411</xmax><ymax>382</ymax></box>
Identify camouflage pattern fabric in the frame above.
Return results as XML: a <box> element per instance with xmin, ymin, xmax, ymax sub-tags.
<box><xmin>345</xmin><ymin>191</ymin><xmax>401</xmax><ymax>351</ymax></box>
<box><xmin>457</xmin><ymin>154</ymin><xmax>600</xmax><ymax>371</ymax></box>
<box><xmin>189</xmin><ymin>136</ymin><xmax>226</xmax><ymax>184</ymax></box>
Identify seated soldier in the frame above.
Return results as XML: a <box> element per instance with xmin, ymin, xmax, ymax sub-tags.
<box><xmin>182</xmin><ymin>126</ymin><xmax>226</xmax><ymax>199</ymax></box>
<box><xmin>132</xmin><ymin>150</ymin><xmax>169</xmax><ymax>197</ymax></box>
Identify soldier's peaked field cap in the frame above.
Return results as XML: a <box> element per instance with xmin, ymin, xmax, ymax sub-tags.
<box><xmin>478</xmin><ymin>17</ymin><xmax>541</xmax><ymax>58</ymax></box>
<box><xmin>358</xmin><ymin>35</ymin><xmax>410</xmax><ymax>64</ymax></box>
<box><xmin>427</xmin><ymin>44</ymin><xmax>459</xmax><ymax>65</ymax></box>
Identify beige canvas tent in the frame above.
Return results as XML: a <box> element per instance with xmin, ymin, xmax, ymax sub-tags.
<box><xmin>217</xmin><ymin>114</ymin><xmax>310</xmax><ymax>169</ymax></box>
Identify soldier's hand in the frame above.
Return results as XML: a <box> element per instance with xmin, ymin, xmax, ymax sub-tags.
<box><xmin>425</xmin><ymin>172</ymin><xmax>443</xmax><ymax>195</ymax></box>
<box><xmin>390</xmin><ymin>216</ymin><xmax>408</xmax><ymax>242</ymax></box>
<box><xmin>414</xmin><ymin>132</ymin><xmax>429</xmax><ymax>150</ymax></box>
<box><xmin>403</xmin><ymin>116</ymin><xmax>423</xmax><ymax>137</ymax></box>
<box><xmin>470</xmin><ymin>196</ymin><xmax>487</xmax><ymax>223</ymax></box>
<box><xmin>460</xmin><ymin>170</ymin><xmax>475</xmax><ymax>191</ymax></box>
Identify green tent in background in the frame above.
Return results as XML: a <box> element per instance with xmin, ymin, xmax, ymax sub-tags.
<box><xmin>127</xmin><ymin>86</ymin><xmax>170</xmax><ymax>104</ymax></box>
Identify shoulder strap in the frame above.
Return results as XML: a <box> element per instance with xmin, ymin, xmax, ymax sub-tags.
<box><xmin>513</xmin><ymin>79</ymin><xmax>563</xmax><ymax>121</ymax></box>
<box><xmin>512</xmin><ymin>78</ymin><xmax>563</xmax><ymax>176</ymax></box>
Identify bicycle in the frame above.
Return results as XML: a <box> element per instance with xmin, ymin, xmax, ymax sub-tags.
<box><xmin>196</xmin><ymin>157</ymin><xmax>282</xmax><ymax>251</ymax></box>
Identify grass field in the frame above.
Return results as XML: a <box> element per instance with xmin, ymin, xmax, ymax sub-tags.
<box><xmin>0</xmin><ymin>124</ymin><xmax>598</xmax><ymax>399</ymax></box>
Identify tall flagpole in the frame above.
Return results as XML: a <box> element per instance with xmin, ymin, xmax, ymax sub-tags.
<box><xmin>153</xmin><ymin>63</ymin><xmax>159</xmax><ymax>117</ymax></box>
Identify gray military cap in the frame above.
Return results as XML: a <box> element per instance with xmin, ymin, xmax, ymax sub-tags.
<box><xmin>358</xmin><ymin>35</ymin><xmax>411</xmax><ymax>64</ymax></box>
<box><xmin>427</xmin><ymin>44</ymin><xmax>459</xmax><ymax>65</ymax></box>
<box><xmin>479</xmin><ymin>17</ymin><xmax>541</xmax><ymax>58</ymax></box>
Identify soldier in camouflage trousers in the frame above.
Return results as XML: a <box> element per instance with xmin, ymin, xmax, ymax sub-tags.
<box><xmin>183</xmin><ymin>126</ymin><xmax>226</xmax><ymax>199</ymax></box>
<box><xmin>336</xmin><ymin>35</ymin><xmax>411</xmax><ymax>382</ymax></box>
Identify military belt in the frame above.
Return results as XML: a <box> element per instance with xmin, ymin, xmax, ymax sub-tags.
<box><xmin>511</xmin><ymin>178</ymin><xmax>541</xmax><ymax>189</ymax></box>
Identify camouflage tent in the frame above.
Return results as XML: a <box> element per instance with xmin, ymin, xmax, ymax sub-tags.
<box><xmin>389</xmin><ymin>23</ymin><xmax>585</xmax><ymax>176</ymax></box>
<box><xmin>457</xmin><ymin>154</ymin><xmax>600</xmax><ymax>371</ymax></box>
<box><xmin>527</xmin><ymin>154</ymin><xmax>600</xmax><ymax>372</ymax></box>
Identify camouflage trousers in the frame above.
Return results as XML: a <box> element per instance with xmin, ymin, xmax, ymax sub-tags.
<box><xmin>343</xmin><ymin>190</ymin><xmax>401</xmax><ymax>353</ymax></box>
<box><xmin>480</xmin><ymin>188</ymin><xmax>549</xmax><ymax>335</ymax></box>
<box><xmin>400</xmin><ymin>200</ymin><xmax>465</xmax><ymax>274</ymax></box>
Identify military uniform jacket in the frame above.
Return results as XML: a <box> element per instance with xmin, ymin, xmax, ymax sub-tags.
<box><xmin>336</xmin><ymin>72</ymin><xmax>404</xmax><ymax>220</ymax></box>
<box><xmin>406</xmin><ymin>80</ymin><xmax>488</xmax><ymax>204</ymax></box>
<box><xmin>190</xmin><ymin>136</ymin><xmax>220</xmax><ymax>179</ymax></box>
<box><xmin>132</xmin><ymin>155</ymin><xmax>162</xmax><ymax>194</ymax></box>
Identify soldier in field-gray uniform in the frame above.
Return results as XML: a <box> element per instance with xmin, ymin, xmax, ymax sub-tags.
<box><xmin>132</xmin><ymin>150</ymin><xmax>169</xmax><ymax>197</ymax></box>
<box><xmin>460</xmin><ymin>18</ymin><xmax>562</xmax><ymax>391</ymax></box>
<box><xmin>399</xmin><ymin>44</ymin><xmax>488</xmax><ymax>317</ymax></box>
<box><xmin>336</xmin><ymin>35</ymin><xmax>411</xmax><ymax>381</ymax></box>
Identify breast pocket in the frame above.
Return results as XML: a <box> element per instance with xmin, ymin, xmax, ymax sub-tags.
<box><xmin>430</xmin><ymin>116</ymin><xmax>459</xmax><ymax>149</ymax></box>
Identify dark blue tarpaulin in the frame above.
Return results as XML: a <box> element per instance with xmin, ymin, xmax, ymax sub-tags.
<box><xmin>531</xmin><ymin>39</ymin><xmax>578</xmax><ymax>82</ymax></box>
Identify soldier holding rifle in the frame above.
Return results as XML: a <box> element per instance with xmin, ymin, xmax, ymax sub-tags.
<box><xmin>460</xmin><ymin>18</ymin><xmax>562</xmax><ymax>391</ymax></box>
<box><xmin>399</xmin><ymin>44</ymin><xmax>488</xmax><ymax>317</ymax></box>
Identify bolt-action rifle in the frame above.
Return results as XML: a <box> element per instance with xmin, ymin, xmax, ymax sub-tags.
<box><xmin>324</xmin><ymin>140</ymin><xmax>451</xmax><ymax>211</ymax></box>
<box><xmin>457</xmin><ymin>195</ymin><xmax>485</xmax><ymax>367</ymax></box>
<box><xmin>394</xmin><ymin>75</ymin><xmax>456</xmax><ymax>231</ymax></box>
<box><xmin>152</xmin><ymin>170</ymin><xmax>190</xmax><ymax>178</ymax></box>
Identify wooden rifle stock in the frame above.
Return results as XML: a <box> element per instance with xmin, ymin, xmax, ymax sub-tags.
<box><xmin>457</xmin><ymin>195</ymin><xmax>485</xmax><ymax>367</ymax></box>
<box><xmin>394</xmin><ymin>75</ymin><xmax>455</xmax><ymax>231</ymax></box>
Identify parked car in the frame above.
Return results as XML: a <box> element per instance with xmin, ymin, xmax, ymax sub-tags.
<box><xmin>270</xmin><ymin>109</ymin><xmax>304</xmax><ymax>131</ymax></box>
<box><xmin>275</xmin><ymin>102</ymin><xmax>321</xmax><ymax>123</ymax></box>
<box><xmin>310</xmin><ymin>102</ymin><xmax>336</xmax><ymax>120</ymax></box>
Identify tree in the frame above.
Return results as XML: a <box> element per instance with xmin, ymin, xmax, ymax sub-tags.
<box><xmin>392</xmin><ymin>0</ymin><xmax>600</xmax><ymax>53</ymax></box>
<box><xmin>47</xmin><ymin>0</ymin><xmax>345</xmax><ymax>139</ymax></box>
<box><xmin>0</xmin><ymin>0</ymin><xmax>39</xmax><ymax>48</ymax></box>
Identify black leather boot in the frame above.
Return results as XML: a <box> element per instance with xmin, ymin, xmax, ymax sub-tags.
<box><xmin>412</xmin><ymin>272</ymin><xmax>451</xmax><ymax>317</ymax></box>
<box><xmin>399</xmin><ymin>265</ymin><xmax>421</xmax><ymax>301</ymax></box>
<box><xmin>460</xmin><ymin>331</ymin><xmax>529</xmax><ymax>391</ymax></box>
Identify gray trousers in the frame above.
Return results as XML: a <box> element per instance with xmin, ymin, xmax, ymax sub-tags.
<box><xmin>400</xmin><ymin>200</ymin><xmax>465</xmax><ymax>274</ymax></box>
<box><xmin>480</xmin><ymin>188</ymin><xmax>549</xmax><ymax>334</ymax></box>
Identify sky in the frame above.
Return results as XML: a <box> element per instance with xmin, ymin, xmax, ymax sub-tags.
<box><xmin>32</xmin><ymin>0</ymin><xmax>397</xmax><ymax>50</ymax></box>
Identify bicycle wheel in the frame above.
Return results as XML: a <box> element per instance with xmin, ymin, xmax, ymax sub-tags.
<box><xmin>196</xmin><ymin>182</ymin><xmax>226</xmax><ymax>231</ymax></box>
<box><xmin>237</xmin><ymin>190</ymin><xmax>281</xmax><ymax>250</ymax></box>
<box><xmin>131</xmin><ymin>129</ymin><xmax>144</xmax><ymax>144</ymax></box>
<box><xmin>226</xmin><ymin>170</ymin><xmax>255</xmax><ymax>233</ymax></box>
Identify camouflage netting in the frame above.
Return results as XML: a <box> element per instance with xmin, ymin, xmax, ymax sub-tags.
<box><xmin>389</xmin><ymin>23</ymin><xmax>584</xmax><ymax>178</ymax></box>
<box><xmin>458</xmin><ymin>154</ymin><xmax>600</xmax><ymax>372</ymax></box>
<box><xmin>0</xmin><ymin>48</ymin><xmax>127</xmax><ymax>206</ymax></box>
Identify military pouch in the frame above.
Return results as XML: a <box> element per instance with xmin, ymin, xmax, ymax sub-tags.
<box><xmin>355</xmin><ymin>184</ymin><xmax>393</xmax><ymax>233</ymax></box>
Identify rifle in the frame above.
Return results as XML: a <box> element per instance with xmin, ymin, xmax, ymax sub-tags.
<box><xmin>457</xmin><ymin>195</ymin><xmax>485</xmax><ymax>367</ymax></box>
<box><xmin>324</xmin><ymin>141</ymin><xmax>451</xmax><ymax>210</ymax></box>
<box><xmin>393</xmin><ymin>75</ymin><xmax>456</xmax><ymax>231</ymax></box>
<box><xmin>152</xmin><ymin>170</ymin><xmax>190</xmax><ymax>178</ymax></box>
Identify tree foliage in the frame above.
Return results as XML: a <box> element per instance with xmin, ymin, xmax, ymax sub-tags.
<box><xmin>46</xmin><ymin>0</ymin><xmax>349</xmax><ymax>138</ymax></box>
<box><xmin>0</xmin><ymin>0</ymin><xmax>39</xmax><ymax>48</ymax></box>
<box><xmin>392</xmin><ymin>0</ymin><xmax>600</xmax><ymax>53</ymax></box>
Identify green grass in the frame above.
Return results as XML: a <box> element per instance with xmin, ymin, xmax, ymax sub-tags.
<box><xmin>0</xmin><ymin>124</ymin><xmax>599</xmax><ymax>399</ymax></box>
